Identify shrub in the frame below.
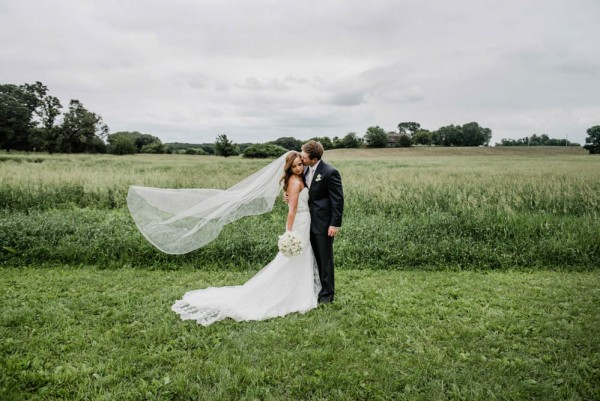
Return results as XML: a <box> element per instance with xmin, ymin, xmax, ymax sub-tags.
<box><xmin>107</xmin><ymin>136</ymin><xmax>136</xmax><ymax>155</ymax></box>
<box><xmin>397</xmin><ymin>133</ymin><xmax>412</xmax><ymax>147</ymax></box>
<box><xmin>243</xmin><ymin>143</ymin><xmax>288</xmax><ymax>158</ymax></box>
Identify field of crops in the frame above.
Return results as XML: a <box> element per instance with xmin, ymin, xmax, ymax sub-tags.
<box><xmin>1</xmin><ymin>147</ymin><xmax>599</xmax><ymax>400</ymax></box>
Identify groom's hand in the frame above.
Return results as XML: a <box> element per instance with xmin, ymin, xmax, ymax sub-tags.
<box><xmin>328</xmin><ymin>226</ymin><xmax>339</xmax><ymax>237</ymax></box>
<box><xmin>283</xmin><ymin>192</ymin><xmax>289</xmax><ymax>203</ymax></box>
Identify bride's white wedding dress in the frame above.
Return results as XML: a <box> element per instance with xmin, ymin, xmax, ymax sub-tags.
<box><xmin>172</xmin><ymin>188</ymin><xmax>321</xmax><ymax>326</ymax></box>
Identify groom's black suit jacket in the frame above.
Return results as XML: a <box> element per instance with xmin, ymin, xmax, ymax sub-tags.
<box><xmin>305</xmin><ymin>160</ymin><xmax>344</xmax><ymax>235</ymax></box>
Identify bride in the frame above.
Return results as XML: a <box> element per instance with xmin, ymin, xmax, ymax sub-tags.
<box><xmin>127</xmin><ymin>151</ymin><xmax>321</xmax><ymax>326</ymax></box>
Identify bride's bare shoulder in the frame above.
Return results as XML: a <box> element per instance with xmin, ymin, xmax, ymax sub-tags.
<box><xmin>287</xmin><ymin>175</ymin><xmax>304</xmax><ymax>193</ymax></box>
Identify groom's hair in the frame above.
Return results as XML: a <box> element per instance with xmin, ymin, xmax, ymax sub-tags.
<box><xmin>302</xmin><ymin>140</ymin><xmax>324</xmax><ymax>160</ymax></box>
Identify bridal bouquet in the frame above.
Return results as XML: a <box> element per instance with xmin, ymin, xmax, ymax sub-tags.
<box><xmin>278</xmin><ymin>231</ymin><xmax>304</xmax><ymax>257</ymax></box>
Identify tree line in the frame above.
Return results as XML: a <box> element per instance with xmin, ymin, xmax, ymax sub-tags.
<box><xmin>3</xmin><ymin>81</ymin><xmax>597</xmax><ymax>156</ymax></box>
<box><xmin>496</xmin><ymin>133</ymin><xmax>578</xmax><ymax>147</ymax></box>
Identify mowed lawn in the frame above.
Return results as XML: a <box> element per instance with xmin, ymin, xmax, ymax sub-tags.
<box><xmin>1</xmin><ymin>267</ymin><xmax>598</xmax><ymax>400</ymax></box>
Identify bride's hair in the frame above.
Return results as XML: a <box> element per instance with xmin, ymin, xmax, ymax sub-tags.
<box><xmin>280</xmin><ymin>151</ymin><xmax>301</xmax><ymax>192</ymax></box>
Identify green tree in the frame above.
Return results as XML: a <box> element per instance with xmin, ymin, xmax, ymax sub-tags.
<box><xmin>412</xmin><ymin>129</ymin><xmax>431</xmax><ymax>145</ymax></box>
<box><xmin>107</xmin><ymin>135</ymin><xmax>136</xmax><ymax>155</ymax></box>
<box><xmin>0</xmin><ymin>84</ymin><xmax>33</xmax><ymax>151</ymax></box>
<box><xmin>135</xmin><ymin>133</ymin><xmax>162</xmax><ymax>152</ymax></box>
<box><xmin>270</xmin><ymin>136</ymin><xmax>303</xmax><ymax>151</ymax></box>
<box><xmin>310</xmin><ymin>136</ymin><xmax>334</xmax><ymax>150</ymax></box>
<box><xmin>109</xmin><ymin>131</ymin><xmax>164</xmax><ymax>153</ymax></box>
<box><xmin>165</xmin><ymin>142</ymin><xmax>208</xmax><ymax>154</ymax></box>
<box><xmin>140</xmin><ymin>142</ymin><xmax>165</xmax><ymax>154</ymax></box>
<box><xmin>497</xmin><ymin>134</ymin><xmax>577</xmax><ymax>147</ymax></box>
<box><xmin>397</xmin><ymin>133</ymin><xmax>412</xmax><ymax>147</ymax></box>
<box><xmin>339</xmin><ymin>132</ymin><xmax>363</xmax><ymax>148</ymax></box>
<box><xmin>214</xmin><ymin>134</ymin><xmax>239</xmax><ymax>157</ymax></box>
<box><xmin>584</xmin><ymin>125</ymin><xmax>600</xmax><ymax>154</ymax></box>
<box><xmin>435</xmin><ymin>125</ymin><xmax>463</xmax><ymax>146</ymax></box>
<box><xmin>364</xmin><ymin>126</ymin><xmax>388</xmax><ymax>148</ymax></box>
<box><xmin>22</xmin><ymin>82</ymin><xmax>63</xmax><ymax>153</ymax></box>
<box><xmin>398</xmin><ymin>122</ymin><xmax>421</xmax><ymax>135</ymax></box>
<box><xmin>243</xmin><ymin>143</ymin><xmax>287</xmax><ymax>158</ymax></box>
<box><xmin>462</xmin><ymin>122</ymin><xmax>492</xmax><ymax>146</ymax></box>
<box><xmin>59</xmin><ymin>99</ymin><xmax>108</xmax><ymax>153</ymax></box>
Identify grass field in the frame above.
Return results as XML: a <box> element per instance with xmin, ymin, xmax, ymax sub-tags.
<box><xmin>1</xmin><ymin>147</ymin><xmax>599</xmax><ymax>270</ymax></box>
<box><xmin>1</xmin><ymin>147</ymin><xmax>599</xmax><ymax>399</ymax></box>
<box><xmin>1</xmin><ymin>267</ymin><xmax>598</xmax><ymax>400</ymax></box>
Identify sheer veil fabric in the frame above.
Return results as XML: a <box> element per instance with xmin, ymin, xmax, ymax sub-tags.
<box><xmin>127</xmin><ymin>152</ymin><xmax>290</xmax><ymax>255</ymax></box>
<box><xmin>127</xmin><ymin>152</ymin><xmax>321</xmax><ymax>326</ymax></box>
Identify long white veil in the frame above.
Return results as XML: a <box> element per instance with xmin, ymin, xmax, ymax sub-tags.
<box><xmin>127</xmin><ymin>152</ymin><xmax>291</xmax><ymax>254</ymax></box>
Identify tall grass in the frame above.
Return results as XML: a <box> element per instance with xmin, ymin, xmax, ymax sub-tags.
<box><xmin>1</xmin><ymin>149</ymin><xmax>599</xmax><ymax>269</ymax></box>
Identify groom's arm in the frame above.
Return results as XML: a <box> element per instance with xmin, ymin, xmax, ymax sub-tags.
<box><xmin>328</xmin><ymin>168</ymin><xmax>344</xmax><ymax>229</ymax></box>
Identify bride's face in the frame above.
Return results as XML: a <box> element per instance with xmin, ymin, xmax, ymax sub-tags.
<box><xmin>291</xmin><ymin>157</ymin><xmax>304</xmax><ymax>176</ymax></box>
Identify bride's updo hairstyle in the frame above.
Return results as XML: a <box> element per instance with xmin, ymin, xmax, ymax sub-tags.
<box><xmin>301</xmin><ymin>140</ymin><xmax>324</xmax><ymax>161</ymax></box>
<box><xmin>280</xmin><ymin>151</ymin><xmax>302</xmax><ymax>192</ymax></box>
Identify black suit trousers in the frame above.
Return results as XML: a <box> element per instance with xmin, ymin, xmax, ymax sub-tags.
<box><xmin>311</xmin><ymin>233</ymin><xmax>334</xmax><ymax>300</ymax></box>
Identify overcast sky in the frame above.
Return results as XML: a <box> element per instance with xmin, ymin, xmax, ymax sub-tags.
<box><xmin>2</xmin><ymin>0</ymin><xmax>599</xmax><ymax>145</ymax></box>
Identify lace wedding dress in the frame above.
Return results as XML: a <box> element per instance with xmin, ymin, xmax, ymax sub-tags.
<box><xmin>171</xmin><ymin>188</ymin><xmax>321</xmax><ymax>326</ymax></box>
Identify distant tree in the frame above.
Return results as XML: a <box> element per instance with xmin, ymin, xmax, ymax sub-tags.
<box><xmin>183</xmin><ymin>148</ymin><xmax>203</xmax><ymax>155</ymax></box>
<box><xmin>140</xmin><ymin>142</ymin><xmax>165</xmax><ymax>154</ymax></box>
<box><xmin>430</xmin><ymin>130</ymin><xmax>443</xmax><ymax>146</ymax></box>
<box><xmin>108</xmin><ymin>132</ymin><xmax>162</xmax><ymax>153</ymax></box>
<box><xmin>0</xmin><ymin>81</ymin><xmax>65</xmax><ymax>153</ymax></box>
<box><xmin>165</xmin><ymin>142</ymin><xmax>209</xmax><ymax>154</ymax></box>
<box><xmin>435</xmin><ymin>125</ymin><xmax>463</xmax><ymax>146</ymax></box>
<box><xmin>462</xmin><ymin>122</ymin><xmax>492</xmax><ymax>146</ymax></box>
<box><xmin>397</xmin><ymin>133</ymin><xmax>412</xmax><ymax>147</ymax></box>
<box><xmin>497</xmin><ymin>134</ymin><xmax>578</xmax><ymax>147</ymax></box>
<box><xmin>59</xmin><ymin>99</ymin><xmax>108</xmax><ymax>153</ymax></box>
<box><xmin>310</xmin><ymin>136</ymin><xmax>334</xmax><ymax>150</ymax></box>
<box><xmin>332</xmin><ymin>136</ymin><xmax>342</xmax><ymax>148</ymax></box>
<box><xmin>0</xmin><ymin>84</ymin><xmax>33</xmax><ymax>151</ymax></box>
<box><xmin>135</xmin><ymin>134</ymin><xmax>162</xmax><ymax>152</ymax></box>
<box><xmin>412</xmin><ymin>129</ymin><xmax>431</xmax><ymax>145</ymax></box>
<box><xmin>107</xmin><ymin>135</ymin><xmax>136</xmax><ymax>155</ymax></box>
<box><xmin>243</xmin><ymin>143</ymin><xmax>287</xmax><ymax>158</ymax></box>
<box><xmin>364</xmin><ymin>126</ymin><xmax>388</xmax><ymax>148</ymax></box>
<box><xmin>584</xmin><ymin>125</ymin><xmax>600</xmax><ymax>154</ymax></box>
<box><xmin>270</xmin><ymin>136</ymin><xmax>303</xmax><ymax>151</ymax></box>
<box><xmin>201</xmin><ymin>143</ymin><xmax>215</xmax><ymax>155</ymax></box>
<box><xmin>497</xmin><ymin>137</ymin><xmax>527</xmax><ymax>146</ymax></box>
<box><xmin>339</xmin><ymin>132</ymin><xmax>363</xmax><ymax>148</ymax></box>
<box><xmin>433</xmin><ymin>122</ymin><xmax>491</xmax><ymax>146</ymax></box>
<box><xmin>22</xmin><ymin>82</ymin><xmax>63</xmax><ymax>153</ymax></box>
<box><xmin>398</xmin><ymin>122</ymin><xmax>421</xmax><ymax>135</ymax></box>
<box><xmin>214</xmin><ymin>134</ymin><xmax>239</xmax><ymax>157</ymax></box>
<box><xmin>237</xmin><ymin>143</ymin><xmax>253</xmax><ymax>153</ymax></box>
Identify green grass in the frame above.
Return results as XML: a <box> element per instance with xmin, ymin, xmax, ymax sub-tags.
<box><xmin>1</xmin><ymin>149</ymin><xmax>599</xmax><ymax>269</ymax></box>
<box><xmin>1</xmin><ymin>148</ymin><xmax>599</xmax><ymax>399</ymax></box>
<box><xmin>1</xmin><ymin>267</ymin><xmax>598</xmax><ymax>400</ymax></box>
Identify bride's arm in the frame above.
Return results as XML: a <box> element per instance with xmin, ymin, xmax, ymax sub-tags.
<box><xmin>285</xmin><ymin>178</ymin><xmax>302</xmax><ymax>231</ymax></box>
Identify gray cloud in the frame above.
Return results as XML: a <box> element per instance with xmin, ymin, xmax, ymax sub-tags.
<box><xmin>1</xmin><ymin>0</ymin><xmax>598</xmax><ymax>145</ymax></box>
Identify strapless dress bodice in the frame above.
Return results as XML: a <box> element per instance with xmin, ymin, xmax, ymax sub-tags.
<box><xmin>296</xmin><ymin>187</ymin><xmax>309</xmax><ymax>213</ymax></box>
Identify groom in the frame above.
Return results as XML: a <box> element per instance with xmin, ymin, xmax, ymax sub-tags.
<box><xmin>301</xmin><ymin>140</ymin><xmax>344</xmax><ymax>304</ymax></box>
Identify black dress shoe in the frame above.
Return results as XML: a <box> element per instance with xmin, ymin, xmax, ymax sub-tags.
<box><xmin>318</xmin><ymin>296</ymin><xmax>334</xmax><ymax>304</ymax></box>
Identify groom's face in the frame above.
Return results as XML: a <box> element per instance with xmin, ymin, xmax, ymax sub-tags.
<box><xmin>301</xmin><ymin>151</ymin><xmax>316</xmax><ymax>167</ymax></box>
